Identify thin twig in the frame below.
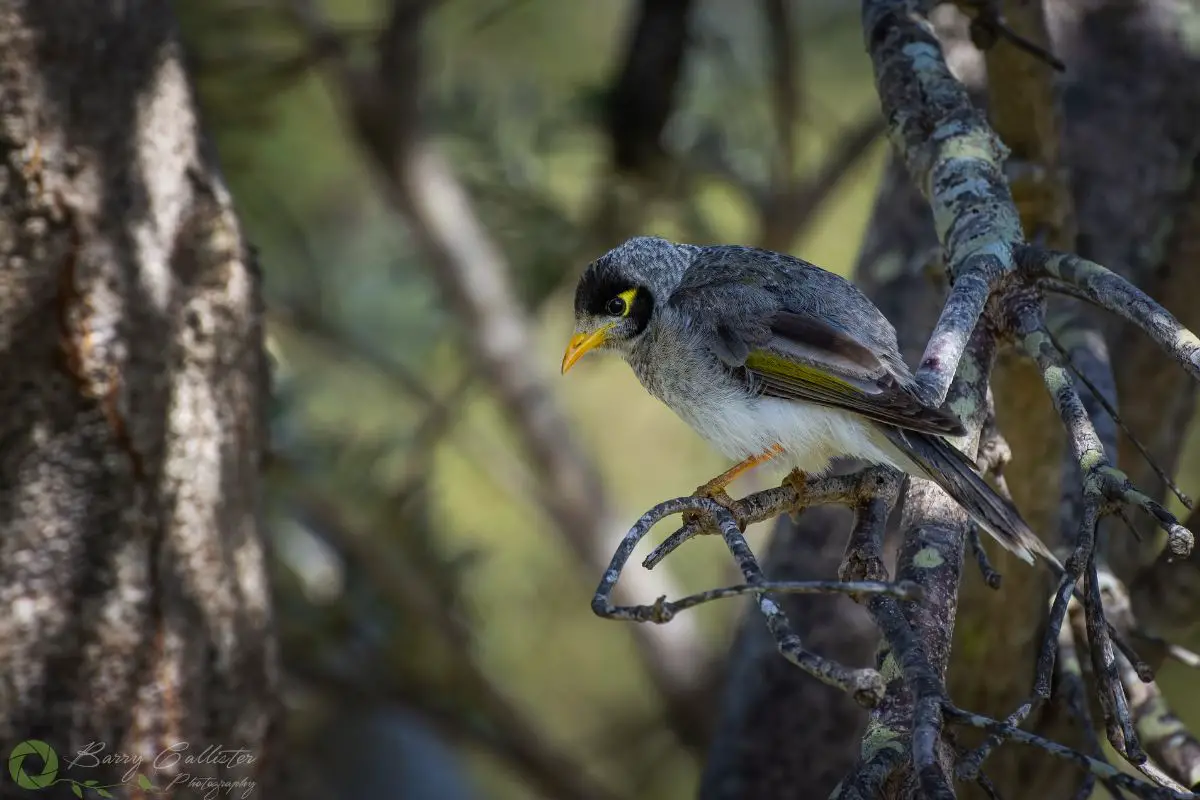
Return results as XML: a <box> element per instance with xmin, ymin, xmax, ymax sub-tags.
<box><xmin>593</xmin><ymin>495</ymin><xmax>888</xmax><ymax>706</ymax></box>
<box><xmin>641</xmin><ymin>474</ymin><xmax>865</xmax><ymax>569</ymax></box>
<box><xmin>945</xmin><ymin>705</ymin><xmax>1199</xmax><ymax>800</ymax></box>
<box><xmin>1045</xmin><ymin>325</ymin><xmax>1193</xmax><ymax>512</ymax></box>
<box><xmin>1017</xmin><ymin>247</ymin><xmax>1200</xmax><ymax>387</ymax></box>
<box><xmin>968</xmin><ymin>526</ymin><xmax>1003</xmax><ymax>589</ymax></box>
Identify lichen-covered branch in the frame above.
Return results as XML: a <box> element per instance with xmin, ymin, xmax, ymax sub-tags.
<box><xmin>1019</xmin><ymin>247</ymin><xmax>1200</xmax><ymax>386</ymax></box>
<box><xmin>865</xmin><ymin>0</ymin><xmax>1024</xmax><ymax>407</ymax></box>
<box><xmin>595</xmin><ymin>491</ymin><xmax>903</xmax><ymax>704</ymax></box>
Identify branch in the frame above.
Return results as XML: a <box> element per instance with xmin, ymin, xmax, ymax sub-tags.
<box><xmin>594</xmin><ymin>491</ymin><xmax>905</xmax><ymax>705</ymax></box>
<box><xmin>1108</xmin><ymin>147</ymin><xmax>1200</xmax><ymax>575</ymax></box>
<box><xmin>865</xmin><ymin>0</ymin><xmax>1025</xmax><ymax>407</ymax></box>
<box><xmin>945</xmin><ymin>705</ymin><xmax>1197</xmax><ymax>800</ymax></box>
<box><xmin>1020</xmin><ymin>248</ymin><xmax>1200</xmax><ymax>387</ymax></box>
<box><xmin>837</xmin><ymin>336</ymin><xmax>996</xmax><ymax>797</ymax></box>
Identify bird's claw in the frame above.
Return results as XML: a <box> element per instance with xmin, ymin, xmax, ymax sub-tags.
<box><xmin>784</xmin><ymin>468</ymin><xmax>809</xmax><ymax>522</ymax></box>
<box><xmin>684</xmin><ymin>484</ymin><xmax>741</xmax><ymax>529</ymax></box>
<box><xmin>783</xmin><ymin>468</ymin><xmax>809</xmax><ymax>495</ymax></box>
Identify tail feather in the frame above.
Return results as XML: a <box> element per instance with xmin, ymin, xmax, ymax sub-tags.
<box><xmin>880</xmin><ymin>426</ymin><xmax>1060</xmax><ymax>568</ymax></box>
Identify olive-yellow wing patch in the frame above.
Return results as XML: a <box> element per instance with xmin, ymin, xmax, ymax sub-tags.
<box><xmin>742</xmin><ymin>348</ymin><xmax>965</xmax><ymax>436</ymax></box>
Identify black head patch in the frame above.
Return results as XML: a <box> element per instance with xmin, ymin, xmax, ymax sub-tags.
<box><xmin>574</xmin><ymin>255</ymin><xmax>654</xmax><ymax>335</ymax></box>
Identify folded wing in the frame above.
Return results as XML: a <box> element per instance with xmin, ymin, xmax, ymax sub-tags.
<box><xmin>668</xmin><ymin>253</ymin><xmax>964</xmax><ymax>436</ymax></box>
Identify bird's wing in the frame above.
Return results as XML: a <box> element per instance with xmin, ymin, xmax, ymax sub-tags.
<box><xmin>668</xmin><ymin>250</ymin><xmax>965</xmax><ymax>436</ymax></box>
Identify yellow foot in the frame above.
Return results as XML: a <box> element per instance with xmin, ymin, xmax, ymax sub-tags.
<box><xmin>684</xmin><ymin>481</ymin><xmax>740</xmax><ymax>529</ymax></box>
<box><xmin>784</xmin><ymin>468</ymin><xmax>809</xmax><ymax>494</ymax></box>
<box><xmin>784</xmin><ymin>468</ymin><xmax>809</xmax><ymax>522</ymax></box>
<box><xmin>683</xmin><ymin>446</ymin><xmax>784</xmax><ymax>531</ymax></box>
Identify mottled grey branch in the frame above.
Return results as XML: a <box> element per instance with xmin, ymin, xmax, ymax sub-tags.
<box><xmin>1057</xmin><ymin>603</ymin><xmax>1107</xmax><ymax>799</ymax></box>
<box><xmin>594</xmin><ymin>493</ymin><xmax>896</xmax><ymax>705</ymax></box>
<box><xmin>1018</xmin><ymin>312</ymin><xmax>1194</xmax><ymax>555</ymax></box>
<box><xmin>642</xmin><ymin>473</ymin><xmax>866</xmax><ymax>569</ymax></box>
<box><xmin>865</xmin><ymin>0</ymin><xmax>1023</xmax><ymax>407</ymax></box>
<box><xmin>1019</xmin><ymin>247</ymin><xmax>1200</xmax><ymax>387</ymax></box>
<box><xmin>592</xmin><ymin>495</ymin><xmax>921</xmax><ymax>625</ymax></box>
<box><xmin>944</xmin><ymin>705</ymin><xmax>1199</xmax><ymax>800</ymax></box>
<box><xmin>1121</xmin><ymin>641</ymin><xmax>1200</xmax><ymax>792</ymax></box>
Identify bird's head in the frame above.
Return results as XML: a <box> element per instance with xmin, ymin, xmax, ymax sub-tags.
<box><xmin>561</xmin><ymin>236</ymin><xmax>694</xmax><ymax>374</ymax></box>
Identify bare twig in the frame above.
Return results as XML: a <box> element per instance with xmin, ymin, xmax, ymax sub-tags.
<box><xmin>594</xmin><ymin>494</ymin><xmax>891</xmax><ymax>706</ymax></box>
<box><xmin>1017</xmin><ymin>248</ymin><xmax>1200</xmax><ymax>388</ymax></box>
<box><xmin>1120</xmin><ymin>645</ymin><xmax>1200</xmax><ymax>791</ymax></box>
<box><xmin>1058</xmin><ymin>603</ymin><xmax>1109</xmax><ymax>799</ymax></box>
<box><xmin>960</xmin><ymin>0</ymin><xmax>1066</xmax><ymax>72</ymax></box>
<box><xmin>945</xmin><ymin>705</ymin><xmax>1198</xmax><ymax>800</ymax></box>
<box><xmin>967</xmin><ymin>526</ymin><xmax>1003</xmax><ymax>590</ymax></box>
<box><xmin>641</xmin><ymin>473</ymin><xmax>865</xmax><ymax>569</ymax></box>
<box><xmin>1045</xmin><ymin>326</ymin><xmax>1193</xmax><ymax>512</ymax></box>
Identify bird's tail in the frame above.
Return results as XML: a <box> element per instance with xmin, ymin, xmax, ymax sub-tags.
<box><xmin>879</xmin><ymin>426</ymin><xmax>1060</xmax><ymax>568</ymax></box>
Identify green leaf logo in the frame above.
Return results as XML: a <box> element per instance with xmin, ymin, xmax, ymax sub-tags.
<box><xmin>137</xmin><ymin>773</ymin><xmax>155</xmax><ymax>790</ymax></box>
<box><xmin>8</xmin><ymin>739</ymin><xmax>59</xmax><ymax>789</ymax></box>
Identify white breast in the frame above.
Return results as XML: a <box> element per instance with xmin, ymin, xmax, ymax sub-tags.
<box><xmin>682</xmin><ymin>394</ymin><xmax>906</xmax><ymax>477</ymax></box>
<box><xmin>625</xmin><ymin>310</ymin><xmax>908</xmax><ymax>477</ymax></box>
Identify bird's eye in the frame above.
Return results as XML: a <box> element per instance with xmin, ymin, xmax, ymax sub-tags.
<box><xmin>606</xmin><ymin>297</ymin><xmax>627</xmax><ymax>316</ymax></box>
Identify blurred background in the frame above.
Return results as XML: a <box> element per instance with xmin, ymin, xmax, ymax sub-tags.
<box><xmin>170</xmin><ymin>1</ymin><xmax>1200</xmax><ymax>798</ymax></box>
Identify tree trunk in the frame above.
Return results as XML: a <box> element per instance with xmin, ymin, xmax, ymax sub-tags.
<box><xmin>0</xmin><ymin>1</ymin><xmax>277</xmax><ymax>797</ymax></box>
<box><xmin>702</xmin><ymin>2</ymin><xmax>1200</xmax><ymax>797</ymax></box>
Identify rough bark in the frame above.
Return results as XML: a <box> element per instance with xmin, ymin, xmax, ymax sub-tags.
<box><xmin>0</xmin><ymin>1</ymin><xmax>277</xmax><ymax>797</ymax></box>
<box><xmin>703</xmin><ymin>1</ymin><xmax>1200</xmax><ymax>798</ymax></box>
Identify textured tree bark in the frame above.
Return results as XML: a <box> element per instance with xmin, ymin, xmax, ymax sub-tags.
<box><xmin>0</xmin><ymin>1</ymin><xmax>277</xmax><ymax>796</ymax></box>
<box><xmin>702</xmin><ymin>2</ymin><xmax>1200</xmax><ymax>797</ymax></box>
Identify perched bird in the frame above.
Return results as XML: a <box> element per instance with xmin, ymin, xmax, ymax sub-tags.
<box><xmin>561</xmin><ymin>236</ymin><xmax>1053</xmax><ymax>565</ymax></box>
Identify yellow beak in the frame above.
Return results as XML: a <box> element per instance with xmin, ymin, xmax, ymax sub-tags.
<box><xmin>561</xmin><ymin>327</ymin><xmax>610</xmax><ymax>374</ymax></box>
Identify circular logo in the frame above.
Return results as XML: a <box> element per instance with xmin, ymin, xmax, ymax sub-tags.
<box><xmin>9</xmin><ymin>740</ymin><xmax>58</xmax><ymax>789</ymax></box>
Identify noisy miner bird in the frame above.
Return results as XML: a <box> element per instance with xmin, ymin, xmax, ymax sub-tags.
<box><xmin>560</xmin><ymin>236</ymin><xmax>1053</xmax><ymax>565</ymax></box>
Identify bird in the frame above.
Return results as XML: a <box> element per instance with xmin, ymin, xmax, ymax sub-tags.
<box><xmin>560</xmin><ymin>235</ymin><xmax>1054</xmax><ymax>565</ymax></box>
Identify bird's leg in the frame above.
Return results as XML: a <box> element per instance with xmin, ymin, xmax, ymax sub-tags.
<box><xmin>685</xmin><ymin>444</ymin><xmax>784</xmax><ymax>527</ymax></box>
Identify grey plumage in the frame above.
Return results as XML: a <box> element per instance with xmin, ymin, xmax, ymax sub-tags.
<box><xmin>567</xmin><ymin>236</ymin><xmax>1054</xmax><ymax>565</ymax></box>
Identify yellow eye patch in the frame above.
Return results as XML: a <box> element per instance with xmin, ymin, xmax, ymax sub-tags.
<box><xmin>606</xmin><ymin>287</ymin><xmax>638</xmax><ymax>317</ymax></box>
